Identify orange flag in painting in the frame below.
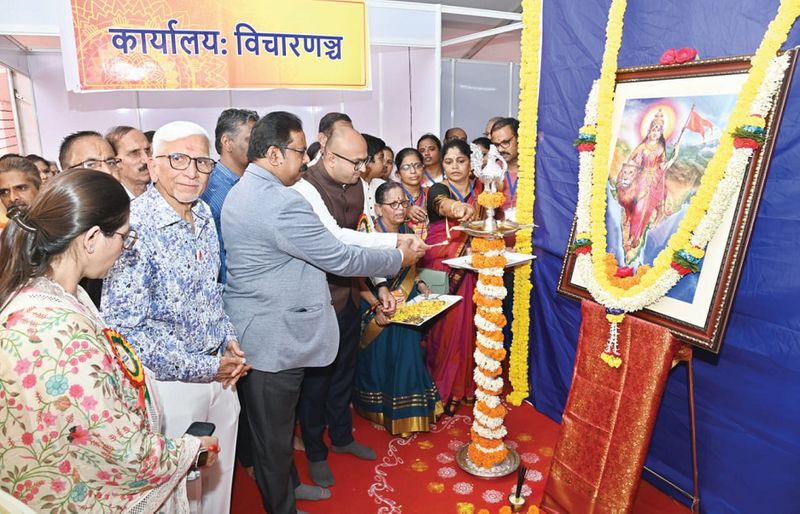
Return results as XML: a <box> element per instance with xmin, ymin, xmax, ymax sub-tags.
<box><xmin>685</xmin><ymin>110</ymin><xmax>714</xmax><ymax>141</ymax></box>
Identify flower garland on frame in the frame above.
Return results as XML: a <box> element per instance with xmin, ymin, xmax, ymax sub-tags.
<box><xmin>573</xmin><ymin>0</ymin><xmax>798</xmax><ymax>367</ymax></box>
<box><xmin>507</xmin><ymin>0</ymin><xmax>542</xmax><ymax>407</ymax></box>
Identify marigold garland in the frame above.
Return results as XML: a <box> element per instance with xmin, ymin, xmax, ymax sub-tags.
<box><xmin>471</xmin><ymin>237</ymin><xmax>505</xmax><ymax>253</ymax></box>
<box><xmin>478</xmin><ymin>275</ymin><xmax>505</xmax><ymax>287</ymax></box>
<box><xmin>573</xmin><ymin>0</ymin><xmax>799</xmax><ymax>367</ymax></box>
<box><xmin>481</xmin><ymin>367</ymin><xmax>503</xmax><ymax>379</ymax></box>
<box><xmin>478</xmin><ymin>329</ymin><xmax>505</xmax><ymax>342</ymax></box>
<box><xmin>472</xmin><ymin>254</ymin><xmax>507</xmax><ymax>269</ymax></box>
<box><xmin>476</xmin><ymin>342</ymin><xmax>507</xmax><ymax>362</ymax></box>
<box><xmin>467</xmin><ymin>233</ymin><xmax>510</xmax><ymax>469</ymax></box>
<box><xmin>473</xmin><ymin>292</ymin><xmax>503</xmax><ymax>308</ymax></box>
<box><xmin>478</xmin><ymin>191</ymin><xmax>505</xmax><ymax>209</ymax></box>
<box><xmin>507</xmin><ymin>0</ymin><xmax>541</xmax><ymax>407</ymax></box>
<box><xmin>470</xmin><ymin>429</ymin><xmax>505</xmax><ymax>449</ymax></box>
<box><xmin>477</xmin><ymin>401</ymin><xmax>507</xmax><ymax>418</ymax></box>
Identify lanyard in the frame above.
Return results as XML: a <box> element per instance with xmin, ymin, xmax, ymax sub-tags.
<box><xmin>401</xmin><ymin>185</ymin><xmax>425</xmax><ymax>207</ymax></box>
<box><xmin>376</xmin><ymin>217</ymin><xmax>388</xmax><ymax>233</ymax></box>
<box><xmin>448</xmin><ymin>181</ymin><xmax>475</xmax><ymax>203</ymax></box>
<box><xmin>424</xmin><ymin>168</ymin><xmax>444</xmax><ymax>185</ymax></box>
<box><xmin>505</xmin><ymin>170</ymin><xmax>518</xmax><ymax>199</ymax></box>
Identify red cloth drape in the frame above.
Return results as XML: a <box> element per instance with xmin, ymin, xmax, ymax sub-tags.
<box><xmin>541</xmin><ymin>300</ymin><xmax>682</xmax><ymax>513</ymax></box>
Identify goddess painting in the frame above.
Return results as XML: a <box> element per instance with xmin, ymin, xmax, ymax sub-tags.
<box><xmin>615</xmin><ymin>110</ymin><xmax>680</xmax><ymax>264</ymax></box>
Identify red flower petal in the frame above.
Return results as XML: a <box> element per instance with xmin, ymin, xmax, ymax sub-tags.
<box><xmin>659</xmin><ymin>48</ymin><xmax>677</xmax><ymax>65</ymax></box>
<box><xmin>733</xmin><ymin>137</ymin><xmax>760</xmax><ymax>149</ymax></box>
<box><xmin>615</xmin><ymin>266</ymin><xmax>634</xmax><ymax>278</ymax></box>
<box><xmin>671</xmin><ymin>262</ymin><xmax>692</xmax><ymax>275</ymax></box>
<box><xmin>676</xmin><ymin>47</ymin><xmax>697</xmax><ymax>63</ymax></box>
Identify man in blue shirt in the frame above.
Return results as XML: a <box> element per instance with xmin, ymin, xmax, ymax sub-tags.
<box><xmin>201</xmin><ymin>108</ymin><xmax>259</xmax><ymax>283</ymax></box>
<box><xmin>202</xmin><ymin>109</ymin><xmax>261</xmax><ymax>483</ymax></box>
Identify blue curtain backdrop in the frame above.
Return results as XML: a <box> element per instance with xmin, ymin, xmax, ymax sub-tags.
<box><xmin>529</xmin><ymin>1</ymin><xmax>800</xmax><ymax>513</ymax></box>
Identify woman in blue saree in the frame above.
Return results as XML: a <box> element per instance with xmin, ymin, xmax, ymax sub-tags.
<box><xmin>354</xmin><ymin>182</ymin><xmax>443</xmax><ymax>435</ymax></box>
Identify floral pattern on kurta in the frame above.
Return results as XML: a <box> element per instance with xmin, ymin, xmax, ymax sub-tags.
<box><xmin>0</xmin><ymin>278</ymin><xmax>199</xmax><ymax>513</ymax></box>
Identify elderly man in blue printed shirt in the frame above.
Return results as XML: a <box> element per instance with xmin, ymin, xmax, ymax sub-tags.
<box><xmin>102</xmin><ymin>121</ymin><xmax>250</xmax><ymax>514</ymax></box>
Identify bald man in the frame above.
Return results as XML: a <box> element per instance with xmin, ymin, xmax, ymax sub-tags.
<box><xmin>297</xmin><ymin>126</ymin><xmax>402</xmax><ymax>487</ymax></box>
<box><xmin>444</xmin><ymin>127</ymin><xmax>468</xmax><ymax>142</ymax></box>
<box><xmin>484</xmin><ymin>116</ymin><xmax>503</xmax><ymax>137</ymax></box>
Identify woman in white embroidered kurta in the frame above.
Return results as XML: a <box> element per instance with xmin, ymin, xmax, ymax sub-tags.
<box><xmin>0</xmin><ymin>170</ymin><xmax>217</xmax><ymax>513</ymax></box>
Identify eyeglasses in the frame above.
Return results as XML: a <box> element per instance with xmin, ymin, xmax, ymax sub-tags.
<box><xmin>112</xmin><ymin>229</ymin><xmax>138</xmax><ymax>250</ymax></box>
<box><xmin>399</xmin><ymin>162</ymin><xmax>423</xmax><ymax>172</ymax></box>
<box><xmin>69</xmin><ymin>158</ymin><xmax>122</xmax><ymax>171</ymax></box>
<box><xmin>378</xmin><ymin>200</ymin><xmax>411</xmax><ymax>210</ymax></box>
<box><xmin>491</xmin><ymin>137</ymin><xmax>516</xmax><ymax>149</ymax></box>
<box><xmin>280</xmin><ymin>145</ymin><xmax>307</xmax><ymax>156</ymax></box>
<box><xmin>332</xmin><ymin>152</ymin><xmax>367</xmax><ymax>172</ymax></box>
<box><xmin>155</xmin><ymin>153</ymin><xmax>216</xmax><ymax>174</ymax></box>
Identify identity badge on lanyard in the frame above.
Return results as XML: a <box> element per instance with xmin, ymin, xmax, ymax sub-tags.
<box><xmin>505</xmin><ymin>170</ymin><xmax>518</xmax><ymax>200</ymax></box>
<box><xmin>402</xmin><ymin>185</ymin><xmax>425</xmax><ymax>207</ymax></box>
<box><xmin>448</xmin><ymin>181</ymin><xmax>475</xmax><ymax>203</ymax></box>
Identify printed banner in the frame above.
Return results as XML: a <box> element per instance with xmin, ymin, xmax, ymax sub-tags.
<box><xmin>61</xmin><ymin>0</ymin><xmax>369</xmax><ymax>91</ymax></box>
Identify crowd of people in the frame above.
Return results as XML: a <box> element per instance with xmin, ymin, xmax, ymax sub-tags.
<box><xmin>0</xmin><ymin>110</ymin><xmax>520</xmax><ymax>514</ymax></box>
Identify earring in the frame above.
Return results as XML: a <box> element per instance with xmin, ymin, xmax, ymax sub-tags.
<box><xmin>87</xmin><ymin>246</ymin><xmax>95</xmax><ymax>254</ymax></box>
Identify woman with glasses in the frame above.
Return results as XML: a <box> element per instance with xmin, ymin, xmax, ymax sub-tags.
<box><xmin>420</xmin><ymin>139</ymin><xmax>482</xmax><ymax>416</ymax></box>
<box><xmin>354</xmin><ymin>181</ymin><xmax>442</xmax><ymax>435</ymax></box>
<box><xmin>0</xmin><ymin>169</ymin><xmax>217</xmax><ymax>512</ymax></box>
<box><xmin>395</xmin><ymin>147</ymin><xmax>429</xmax><ymax>238</ymax></box>
<box><xmin>416</xmin><ymin>134</ymin><xmax>445</xmax><ymax>187</ymax></box>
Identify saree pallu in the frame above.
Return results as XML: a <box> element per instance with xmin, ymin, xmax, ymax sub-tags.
<box><xmin>354</xmin><ymin>284</ymin><xmax>443</xmax><ymax>435</ymax></box>
<box><xmin>419</xmin><ymin>219</ymin><xmax>477</xmax><ymax>404</ymax></box>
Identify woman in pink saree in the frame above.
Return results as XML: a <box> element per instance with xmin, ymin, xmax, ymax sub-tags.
<box><xmin>420</xmin><ymin>139</ymin><xmax>483</xmax><ymax>415</ymax></box>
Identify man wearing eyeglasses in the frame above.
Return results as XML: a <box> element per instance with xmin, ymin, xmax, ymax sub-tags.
<box><xmin>490</xmin><ymin>117</ymin><xmax>521</xmax><ymax>222</ymax></box>
<box><xmin>102</xmin><ymin>121</ymin><xmax>249</xmax><ymax>514</ymax></box>
<box><xmin>57</xmin><ymin>130</ymin><xmax>123</xmax><ymax>306</ymax></box>
<box><xmin>222</xmin><ymin>111</ymin><xmax>410</xmax><ymax>514</ymax></box>
<box><xmin>58</xmin><ymin>130</ymin><xmax>122</xmax><ymax>179</ymax></box>
<box><xmin>293</xmin><ymin>125</ymin><xmax>426</xmax><ymax>489</ymax></box>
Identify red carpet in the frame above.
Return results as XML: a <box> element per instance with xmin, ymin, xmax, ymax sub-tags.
<box><xmin>232</xmin><ymin>402</ymin><xmax>689</xmax><ymax>513</ymax></box>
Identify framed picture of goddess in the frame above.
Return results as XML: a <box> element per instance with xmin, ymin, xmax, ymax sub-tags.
<box><xmin>558</xmin><ymin>53</ymin><xmax>797</xmax><ymax>353</ymax></box>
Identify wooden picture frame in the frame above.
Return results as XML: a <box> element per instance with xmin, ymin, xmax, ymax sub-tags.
<box><xmin>558</xmin><ymin>52</ymin><xmax>797</xmax><ymax>353</ymax></box>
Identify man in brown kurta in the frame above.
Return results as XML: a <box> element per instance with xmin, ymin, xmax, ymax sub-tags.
<box><xmin>298</xmin><ymin>126</ymin><xmax>394</xmax><ymax>487</ymax></box>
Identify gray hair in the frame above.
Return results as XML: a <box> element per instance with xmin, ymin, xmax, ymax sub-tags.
<box><xmin>214</xmin><ymin>109</ymin><xmax>259</xmax><ymax>154</ymax></box>
<box><xmin>152</xmin><ymin>121</ymin><xmax>211</xmax><ymax>156</ymax></box>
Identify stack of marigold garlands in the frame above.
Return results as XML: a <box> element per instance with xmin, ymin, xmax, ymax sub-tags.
<box><xmin>467</xmin><ymin>233</ymin><xmax>510</xmax><ymax>468</ymax></box>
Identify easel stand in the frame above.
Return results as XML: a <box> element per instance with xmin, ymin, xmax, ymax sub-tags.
<box><xmin>643</xmin><ymin>344</ymin><xmax>700</xmax><ymax>513</ymax></box>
